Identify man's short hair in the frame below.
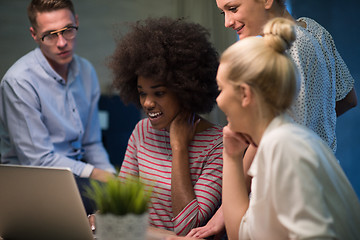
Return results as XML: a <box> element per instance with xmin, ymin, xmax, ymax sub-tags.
<box><xmin>27</xmin><ymin>0</ymin><xmax>75</xmax><ymax>28</ymax></box>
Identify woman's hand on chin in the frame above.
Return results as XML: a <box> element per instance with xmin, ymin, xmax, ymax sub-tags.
<box><xmin>223</xmin><ymin>125</ymin><xmax>249</xmax><ymax>160</ymax></box>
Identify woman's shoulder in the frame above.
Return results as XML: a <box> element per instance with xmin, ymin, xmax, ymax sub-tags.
<box><xmin>260</xmin><ymin>116</ymin><xmax>328</xmax><ymax>167</ymax></box>
<box><xmin>194</xmin><ymin>121</ymin><xmax>223</xmax><ymax>149</ymax></box>
<box><xmin>297</xmin><ymin>17</ymin><xmax>327</xmax><ymax>33</ymax></box>
<box><xmin>292</xmin><ymin>24</ymin><xmax>318</xmax><ymax>47</ymax></box>
<box><xmin>196</xmin><ymin>119</ymin><xmax>223</xmax><ymax>136</ymax></box>
<box><xmin>297</xmin><ymin>17</ymin><xmax>334</xmax><ymax>43</ymax></box>
<box><xmin>261</xmin><ymin>115</ymin><xmax>315</xmax><ymax>149</ymax></box>
<box><xmin>289</xmin><ymin>25</ymin><xmax>327</xmax><ymax>68</ymax></box>
<box><xmin>297</xmin><ymin>17</ymin><xmax>319</xmax><ymax>29</ymax></box>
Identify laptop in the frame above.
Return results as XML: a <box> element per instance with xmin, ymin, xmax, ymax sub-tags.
<box><xmin>0</xmin><ymin>164</ymin><xmax>94</xmax><ymax>240</ymax></box>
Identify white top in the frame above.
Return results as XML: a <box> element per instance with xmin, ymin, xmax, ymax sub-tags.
<box><xmin>239</xmin><ymin>114</ymin><xmax>360</xmax><ymax>240</ymax></box>
<box><xmin>287</xmin><ymin>19</ymin><xmax>354</xmax><ymax>152</ymax></box>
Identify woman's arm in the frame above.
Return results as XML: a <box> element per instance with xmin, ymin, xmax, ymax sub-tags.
<box><xmin>222</xmin><ymin>126</ymin><xmax>250</xmax><ymax>240</ymax></box>
<box><xmin>336</xmin><ymin>87</ymin><xmax>357</xmax><ymax>117</ymax></box>
<box><xmin>186</xmin><ymin>144</ymin><xmax>256</xmax><ymax>239</ymax></box>
<box><xmin>169</xmin><ymin>114</ymin><xmax>223</xmax><ymax>235</ymax></box>
<box><xmin>169</xmin><ymin>113</ymin><xmax>199</xmax><ymax>216</ymax></box>
<box><xmin>186</xmin><ymin>205</ymin><xmax>225</xmax><ymax>239</ymax></box>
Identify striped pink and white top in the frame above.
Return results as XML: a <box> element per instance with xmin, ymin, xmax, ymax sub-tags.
<box><xmin>119</xmin><ymin>118</ymin><xmax>223</xmax><ymax>235</ymax></box>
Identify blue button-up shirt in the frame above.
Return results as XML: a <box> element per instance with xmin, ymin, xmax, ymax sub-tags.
<box><xmin>0</xmin><ymin>48</ymin><xmax>115</xmax><ymax>176</ymax></box>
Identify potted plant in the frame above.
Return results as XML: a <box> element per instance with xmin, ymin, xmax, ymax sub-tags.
<box><xmin>85</xmin><ymin>177</ymin><xmax>151</xmax><ymax>240</ymax></box>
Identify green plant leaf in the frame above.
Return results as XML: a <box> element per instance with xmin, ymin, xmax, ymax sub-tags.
<box><xmin>84</xmin><ymin>177</ymin><xmax>151</xmax><ymax>216</ymax></box>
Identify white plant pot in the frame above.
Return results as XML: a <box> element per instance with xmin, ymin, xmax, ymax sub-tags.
<box><xmin>95</xmin><ymin>212</ymin><xmax>148</xmax><ymax>240</ymax></box>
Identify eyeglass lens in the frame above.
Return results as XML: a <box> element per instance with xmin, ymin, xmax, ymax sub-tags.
<box><xmin>42</xmin><ymin>27</ymin><xmax>78</xmax><ymax>43</ymax></box>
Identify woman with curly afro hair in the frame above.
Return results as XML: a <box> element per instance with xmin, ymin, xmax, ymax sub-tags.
<box><xmin>109</xmin><ymin>17</ymin><xmax>223</xmax><ymax>236</ymax></box>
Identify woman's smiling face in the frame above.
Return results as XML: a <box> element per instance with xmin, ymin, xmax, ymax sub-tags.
<box><xmin>137</xmin><ymin>76</ymin><xmax>181</xmax><ymax>130</ymax></box>
<box><xmin>216</xmin><ymin>0</ymin><xmax>270</xmax><ymax>40</ymax></box>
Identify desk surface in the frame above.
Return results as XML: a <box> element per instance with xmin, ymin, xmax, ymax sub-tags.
<box><xmin>0</xmin><ymin>226</ymin><xmax>176</xmax><ymax>240</ymax></box>
<box><xmin>147</xmin><ymin>226</ymin><xmax>176</xmax><ymax>239</ymax></box>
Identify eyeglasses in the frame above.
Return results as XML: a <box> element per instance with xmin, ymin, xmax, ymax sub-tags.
<box><xmin>40</xmin><ymin>26</ymin><xmax>78</xmax><ymax>44</ymax></box>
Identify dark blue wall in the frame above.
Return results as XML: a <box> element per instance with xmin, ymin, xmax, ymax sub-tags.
<box><xmin>292</xmin><ymin>0</ymin><xmax>360</xmax><ymax>196</ymax></box>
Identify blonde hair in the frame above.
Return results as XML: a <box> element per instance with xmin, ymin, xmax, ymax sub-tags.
<box><xmin>220</xmin><ymin>17</ymin><xmax>298</xmax><ymax>117</ymax></box>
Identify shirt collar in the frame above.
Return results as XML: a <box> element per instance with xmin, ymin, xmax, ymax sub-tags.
<box><xmin>261</xmin><ymin>113</ymin><xmax>294</xmax><ymax>143</ymax></box>
<box><xmin>67</xmin><ymin>54</ymin><xmax>79</xmax><ymax>84</ymax></box>
<box><xmin>247</xmin><ymin>113</ymin><xmax>294</xmax><ymax>178</ymax></box>
<box><xmin>34</xmin><ymin>47</ymin><xmax>79</xmax><ymax>85</ymax></box>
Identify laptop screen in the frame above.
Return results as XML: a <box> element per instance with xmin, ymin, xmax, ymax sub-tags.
<box><xmin>0</xmin><ymin>165</ymin><xmax>94</xmax><ymax>240</ymax></box>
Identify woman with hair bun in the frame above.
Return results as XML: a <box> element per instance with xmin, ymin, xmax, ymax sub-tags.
<box><xmin>215</xmin><ymin>18</ymin><xmax>360</xmax><ymax>240</ymax></box>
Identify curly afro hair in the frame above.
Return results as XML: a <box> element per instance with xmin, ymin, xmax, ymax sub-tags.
<box><xmin>109</xmin><ymin>17</ymin><xmax>219</xmax><ymax>114</ymax></box>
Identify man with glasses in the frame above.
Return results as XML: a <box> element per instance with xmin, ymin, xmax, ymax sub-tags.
<box><xmin>0</xmin><ymin>0</ymin><xmax>115</xmax><ymax>183</ymax></box>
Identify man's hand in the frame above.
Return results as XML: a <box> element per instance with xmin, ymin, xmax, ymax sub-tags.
<box><xmin>88</xmin><ymin>214</ymin><xmax>96</xmax><ymax>233</ymax></box>
<box><xmin>90</xmin><ymin>168</ymin><xmax>115</xmax><ymax>182</ymax></box>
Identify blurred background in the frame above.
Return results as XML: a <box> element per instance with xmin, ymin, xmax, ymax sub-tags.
<box><xmin>0</xmin><ymin>0</ymin><xmax>359</xmax><ymax>196</ymax></box>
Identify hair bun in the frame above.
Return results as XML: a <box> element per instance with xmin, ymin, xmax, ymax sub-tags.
<box><xmin>263</xmin><ymin>17</ymin><xmax>296</xmax><ymax>53</ymax></box>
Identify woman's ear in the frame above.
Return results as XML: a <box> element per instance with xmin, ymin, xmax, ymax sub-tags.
<box><xmin>264</xmin><ymin>0</ymin><xmax>275</xmax><ymax>10</ymax></box>
<box><xmin>238</xmin><ymin>83</ymin><xmax>253</xmax><ymax>107</ymax></box>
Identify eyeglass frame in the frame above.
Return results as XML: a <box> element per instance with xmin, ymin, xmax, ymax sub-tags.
<box><xmin>40</xmin><ymin>25</ymin><xmax>79</xmax><ymax>43</ymax></box>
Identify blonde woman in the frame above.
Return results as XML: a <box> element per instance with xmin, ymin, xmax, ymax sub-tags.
<box><xmin>214</xmin><ymin>17</ymin><xmax>360</xmax><ymax>240</ymax></box>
